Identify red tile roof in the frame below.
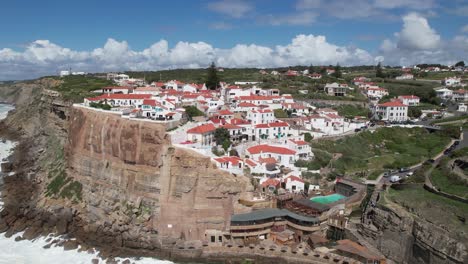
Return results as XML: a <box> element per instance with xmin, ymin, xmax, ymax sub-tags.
<box><xmin>230</xmin><ymin>118</ymin><xmax>251</xmax><ymax>125</ymax></box>
<box><xmin>103</xmin><ymin>86</ymin><xmax>133</xmax><ymax>90</ymax></box>
<box><xmin>261</xmin><ymin>178</ymin><xmax>281</xmax><ymax>188</ymax></box>
<box><xmin>214</xmin><ymin>156</ymin><xmax>243</xmax><ymax>166</ymax></box>
<box><xmin>259</xmin><ymin>157</ymin><xmax>277</xmax><ymax>164</ymax></box>
<box><xmin>285</xmin><ymin>175</ymin><xmax>304</xmax><ymax>183</ymax></box>
<box><xmin>186</xmin><ymin>123</ymin><xmax>216</xmax><ymax>134</ymax></box>
<box><xmin>251</xmin><ymin>109</ymin><xmax>272</xmax><ymax>113</ymax></box>
<box><xmin>218</xmin><ymin>109</ymin><xmax>234</xmax><ymax>116</ymax></box>
<box><xmin>255</xmin><ymin>122</ymin><xmax>289</xmax><ymax>129</ymax></box>
<box><xmin>378</xmin><ymin>101</ymin><xmax>407</xmax><ymax>107</ymax></box>
<box><xmin>238</xmin><ymin>102</ymin><xmax>257</xmax><ymax>107</ymax></box>
<box><xmin>289</xmin><ymin>139</ymin><xmax>308</xmax><ymax>146</ymax></box>
<box><xmin>247</xmin><ymin>144</ymin><xmax>296</xmax><ymax>155</ymax></box>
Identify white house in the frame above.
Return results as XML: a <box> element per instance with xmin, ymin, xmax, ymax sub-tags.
<box><xmin>310</xmin><ymin>73</ymin><xmax>322</xmax><ymax>79</ymax></box>
<box><xmin>186</xmin><ymin>123</ymin><xmax>216</xmax><ymax>145</ymax></box>
<box><xmin>283</xmin><ymin>175</ymin><xmax>305</xmax><ymax>193</ymax></box>
<box><xmin>246</xmin><ymin>144</ymin><xmax>297</xmax><ymax>168</ymax></box>
<box><xmin>444</xmin><ymin>77</ymin><xmax>461</xmax><ymax>87</ymax></box>
<box><xmin>133</xmin><ymin>86</ymin><xmax>160</xmax><ymax>95</ymax></box>
<box><xmin>398</xmin><ymin>95</ymin><xmax>420</xmax><ymax>106</ymax></box>
<box><xmin>457</xmin><ymin>103</ymin><xmax>467</xmax><ymax>112</ymax></box>
<box><xmin>287</xmin><ymin>139</ymin><xmax>313</xmax><ymax>159</ymax></box>
<box><xmin>453</xmin><ymin>89</ymin><xmax>468</xmax><ymax>102</ymax></box>
<box><xmin>247</xmin><ymin>109</ymin><xmax>275</xmax><ymax>125</ymax></box>
<box><xmin>395</xmin><ymin>74</ymin><xmax>414</xmax><ymax>80</ymax></box>
<box><xmin>165</xmin><ymin>80</ymin><xmax>185</xmax><ymax>91</ymax></box>
<box><xmin>213</xmin><ymin>156</ymin><xmax>244</xmax><ymax>175</ymax></box>
<box><xmin>84</xmin><ymin>93</ymin><xmax>152</xmax><ymax>108</ymax></box>
<box><xmin>375</xmin><ymin>101</ymin><xmax>408</xmax><ymax>122</ymax></box>
<box><xmin>435</xmin><ymin>88</ymin><xmax>453</xmax><ymax>99</ymax></box>
<box><xmin>366</xmin><ymin>87</ymin><xmax>389</xmax><ymax>99</ymax></box>
<box><xmin>102</xmin><ymin>86</ymin><xmax>134</xmax><ymax>94</ymax></box>
<box><xmin>254</xmin><ymin>121</ymin><xmax>290</xmax><ymax>140</ymax></box>
<box><xmin>233</xmin><ymin>102</ymin><xmax>258</xmax><ymax>113</ymax></box>
<box><xmin>325</xmin><ymin>83</ymin><xmax>349</xmax><ymax>96</ymax></box>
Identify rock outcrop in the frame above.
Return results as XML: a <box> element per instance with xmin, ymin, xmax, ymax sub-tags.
<box><xmin>67</xmin><ymin>106</ymin><xmax>250</xmax><ymax>242</ymax></box>
<box><xmin>359</xmin><ymin>205</ymin><xmax>467</xmax><ymax>264</ymax></box>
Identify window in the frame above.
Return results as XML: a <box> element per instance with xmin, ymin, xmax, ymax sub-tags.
<box><xmin>211</xmin><ymin>236</ymin><xmax>216</xmax><ymax>243</ymax></box>
<box><xmin>218</xmin><ymin>236</ymin><xmax>222</xmax><ymax>242</ymax></box>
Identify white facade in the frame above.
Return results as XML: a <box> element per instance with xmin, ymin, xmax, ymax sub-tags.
<box><xmin>366</xmin><ymin>88</ymin><xmax>389</xmax><ymax>99</ymax></box>
<box><xmin>395</xmin><ymin>74</ymin><xmax>414</xmax><ymax>80</ymax></box>
<box><xmin>247</xmin><ymin>109</ymin><xmax>275</xmax><ymax>125</ymax></box>
<box><xmin>398</xmin><ymin>95</ymin><xmax>420</xmax><ymax>106</ymax></box>
<box><xmin>435</xmin><ymin>88</ymin><xmax>453</xmax><ymax>99</ymax></box>
<box><xmin>375</xmin><ymin>102</ymin><xmax>408</xmax><ymax>122</ymax></box>
<box><xmin>444</xmin><ymin>77</ymin><xmax>461</xmax><ymax>87</ymax></box>
<box><xmin>284</xmin><ymin>176</ymin><xmax>305</xmax><ymax>193</ymax></box>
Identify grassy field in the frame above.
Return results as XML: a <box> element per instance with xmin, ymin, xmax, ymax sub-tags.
<box><xmin>49</xmin><ymin>75</ymin><xmax>113</xmax><ymax>102</ymax></box>
<box><xmin>311</xmin><ymin>127</ymin><xmax>452</xmax><ymax>179</ymax></box>
<box><xmin>334</xmin><ymin>104</ymin><xmax>370</xmax><ymax>118</ymax></box>
<box><xmin>430</xmin><ymin>157</ymin><xmax>468</xmax><ymax>199</ymax></box>
<box><xmin>376</xmin><ymin>79</ymin><xmax>440</xmax><ymax>105</ymax></box>
<box><xmin>431</xmin><ymin>115</ymin><xmax>468</xmax><ymax>124</ymax></box>
<box><xmin>386</xmin><ymin>186</ymin><xmax>468</xmax><ymax>235</ymax></box>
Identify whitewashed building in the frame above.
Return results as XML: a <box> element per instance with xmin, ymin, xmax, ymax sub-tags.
<box><xmin>375</xmin><ymin>101</ymin><xmax>408</xmax><ymax>122</ymax></box>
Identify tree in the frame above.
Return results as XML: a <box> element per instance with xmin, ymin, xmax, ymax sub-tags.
<box><xmin>332</xmin><ymin>63</ymin><xmax>342</xmax><ymax>78</ymax></box>
<box><xmin>206</xmin><ymin>62</ymin><xmax>220</xmax><ymax>90</ymax></box>
<box><xmin>308</xmin><ymin>64</ymin><xmax>314</xmax><ymax>73</ymax></box>
<box><xmin>183</xmin><ymin>106</ymin><xmax>204</xmax><ymax>120</ymax></box>
<box><xmin>408</xmin><ymin>107</ymin><xmax>422</xmax><ymax>118</ymax></box>
<box><xmin>214</xmin><ymin>127</ymin><xmax>230</xmax><ymax>145</ymax></box>
<box><xmin>222</xmin><ymin>139</ymin><xmax>231</xmax><ymax>151</ymax></box>
<box><xmin>274</xmin><ymin>109</ymin><xmax>288</xmax><ymax>118</ymax></box>
<box><xmin>376</xmin><ymin>62</ymin><xmax>385</xmax><ymax>78</ymax></box>
<box><xmin>303</xmin><ymin>132</ymin><xmax>313</xmax><ymax>142</ymax></box>
<box><xmin>454</xmin><ymin>61</ymin><xmax>465</xmax><ymax>67</ymax></box>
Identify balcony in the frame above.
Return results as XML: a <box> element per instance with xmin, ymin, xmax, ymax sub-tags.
<box><xmin>230</xmin><ymin>222</ymin><xmax>274</xmax><ymax>230</ymax></box>
<box><xmin>230</xmin><ymin>228</ymin><xmax>271</xmax><ymax>237</ymax></box>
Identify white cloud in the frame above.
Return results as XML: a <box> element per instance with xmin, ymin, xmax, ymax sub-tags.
<box><xmin>377</xmin><ymin>13</ymin><xmax>466</xmax><ymax>66</ymax></box>
<box><xmin>207</xmin><ymin>0</ymin><xmax>253</xmax><ymax>18</ymax></box>
<box><xmin>373</xmin><ymin>0</ymin><xmax>435</xmax><ymax>10</ymax></box>
<box><xmin>0</xmin><ymin>35</ymin><xmax>376</xmax><ymax>80</ymax></box>
<box><xmin>461</xmin><ymin>24</ymin><xmax>468</xmax><ymax>33</ymax></box>
<box><xmin>397</xmin><ymin>12</ymin><xmax>440</xmax><ymax>50</ymax></box>
<box><xmin>296</xmin><ymin>0</ymin><xmax>321</xmax><ymax>9</ymax></box>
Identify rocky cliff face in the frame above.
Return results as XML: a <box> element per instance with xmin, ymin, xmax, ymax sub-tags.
<box><xmin>359</xmin><ymin>205</ymin><xmax>467</xmax><ymax>264</ymax></box>
<box><xmin>67</xmin><ymin>106</ymin><xmax>250</xmax><ymax>242</ymax></box>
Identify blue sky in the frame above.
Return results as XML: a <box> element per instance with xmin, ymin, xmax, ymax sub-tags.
<box><xmin>0</xmin><ymin>0</ymin><xmax>467</xmax><ymax>80</ymax></box>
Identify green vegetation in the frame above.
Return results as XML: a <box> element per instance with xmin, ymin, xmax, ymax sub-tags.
<box><xmin>51</xmin><ymin>75</ymin><xmax>113</xmax><ymax>102</ymax></box>
<box><xmin>430</xmin><ymin>157</ymin><xmax>468</xmax><ymax>198</ymax></box>
<box><xmin>431</xmin><ymin>115</ymin><xmax>468</xmax><ymax>124</ymax></box>
<box><xmin>386</xmin><ymin>186</ymin><xmax>468</xmax><ymax>234</ymax></box>
<box><xmin>205</xmin><ymin>62</ymin><xmax>220</xmax><ymax>90</ymax></box>
<box><xmin>311</xmin><ymin>127</ymin><xmax>452</xmax><ymax>178</ymax></box>
<box><xmin>89</xmin><ymin>102</ymin><xmax>111</xmax><ymax>110</ymax></box>
<box><xmin>303</xmin><ymin>132</ymin><xmax>313</xmax><ymax>142</ymax></box>
<box><xmin>375</xmin><ymin>62</ymin><xmax>385</xmax><ymax>78</ymax></box>
<box><xmin>183</xmin><ymin>105</ymin><xmax>204</xmax><ymax>120</ymax></box>
<box><xmin>295</xmin><ymin>149</ymin><xmax>332</xmax><ymax>170</ymax></box>
<box><xmin>376</xmin><ymin>79</ymin><xmax>440</xmax><ymax>105</ymax></box>
<box><xmin>408</xmin><ymin>107</ymin><xmax>422</xmax><ymax>118</ymax></box>
<box><xmin>334</xmin><ymin>105</ymin><xmax>370</xmax><ymax>118</ymax></box>
<box><xmin>273</xmin><ymin>109</ymin><xmax>288</xmax><ymax>118</ymax></box>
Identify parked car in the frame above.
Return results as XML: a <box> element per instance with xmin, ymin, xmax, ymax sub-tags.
<box><xmin>399</xmin><ymin>167</ymin><xmax>409</xmax><ymax>173</ymax></box>
<box><xmin>354</xmin><ymin>128</ymin><xmax>361</xmax><ymax>132</ymax></box>
<box><xmin>406</xmin><ymin>172</ymin><xmax>414</xmax><ymax>177</ymax></box>
<box><xmin>369</xmin><ymin>123</ymin><xmax>375</xmax><ymax>127</ymax></box>
<box><xmin>454</xmin><ymin>140</ymin><xmax>460</xmax><ymax>146</ymax></box>
<box><xmin>390</xmin><ymin>175</ymin><xmax>401</xmax><ymax>183</ymax></box>
<box><xmin>424</xmin><ymin>159</ymin><xmax>435</xmax><ymax>165</ymax></box>
<box><xmin>383</xmin><ymin>171</ymin><xmax>391</xmax><ymax>177</ymax></box>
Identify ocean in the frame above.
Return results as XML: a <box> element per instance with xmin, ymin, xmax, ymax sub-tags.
<box><xmin>0</xmin><ymin>103</ymin><xmax>174</xmax><ymax>264</ymax></box>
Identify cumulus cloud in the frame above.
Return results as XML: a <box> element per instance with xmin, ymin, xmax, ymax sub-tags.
<box><xmin>207</xmin><ymin>0</ymin><xmax>253</xmax><ymax>18</ymax></box>
<box><xmin>462</xmin><ymin>24</ymin><xmax>468</xmax><ymax>33</ymax></box>
<box><xmin>378</xmin><ymin>13</ymin><xmax>466</xmax><ymax>66</ymax></box>
<box><xmin>397</xmin><ymin>12</ymin><xmax>440</xmax><ymax>50</ymax></box>
<box><xmin>373</xmin><ymin>0</ymin><xmax>435</xmax><ymax>10</ymax></box>
<box><xmin>0</xmin><ymin>35</ymin><xmax>376</xmax><ymax>80</ymax></box>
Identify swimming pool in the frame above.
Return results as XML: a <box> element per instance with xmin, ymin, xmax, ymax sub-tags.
<box><xmin>310</xmin><ymin>193</ymin><xmax>346</xmax><ymax>204</ymax></box>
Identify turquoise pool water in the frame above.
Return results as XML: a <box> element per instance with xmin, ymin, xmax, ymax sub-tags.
<box><xmin>310</xmin><ymin>193</ymin><xmax>346</xmax><ymax>204</ymax></box>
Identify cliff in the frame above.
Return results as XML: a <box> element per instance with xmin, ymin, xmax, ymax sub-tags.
<box><xmin>359</xmin><ymin>203</ymin><xmax>467</xmax><ymax>264</ymax></box>
<box><xmin>67</xmin><ymin>106</ymin><xmax>250</xmax><ymax>242</ymax></box>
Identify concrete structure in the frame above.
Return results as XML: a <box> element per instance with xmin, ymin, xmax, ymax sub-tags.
<box><xmin>398</xmin><ymin>95</ymin><xmax>420</xmax><ymax>106</ymax></box>
<box><xmin>435</xmin><ymin>88</ymin><xmax>453</xmax><ymax>99</ymax></box>
<box><xmin>325</xmin><ymin>83</ymin><xmax>349</xmax><ymax>96</ymax></box>
<box><xmin>375</xmin><ymin>101</ymin><xmax>408</xmax><ymax>122</ymax></box>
